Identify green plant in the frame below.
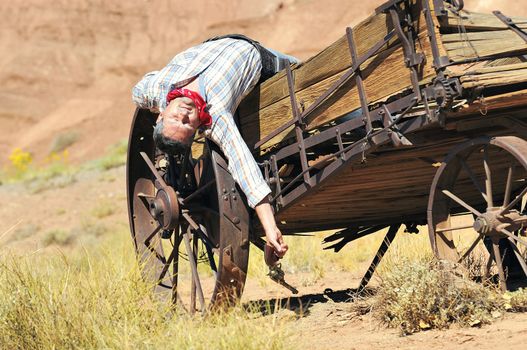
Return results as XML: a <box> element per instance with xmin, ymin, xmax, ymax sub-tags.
<box><xmin>49</xmin><ymin>131</ymin><xmax>80</xmax><ymax>153</ymax></box>
<box><xmin>9</xmin><ymin>223</ymin><xmax>40</xmax><ymax>242</ymax></box>
<box><xmin>91</xmin><ymin>200</ymin><xmax>116</xmax><ymax>219</ymax></box>
<box><xmin>89</xmin><ymin>139</ymin><xmax>128</xmax><ymax>171</ymax></box>
<box><xmin>504</xmin><ymin>288</ymin><xmax>527</xmax><ymax>312</ymax></box>
<box><xmin>42</xmin><ymin>229</ymin><xmax>76</xmax><ymax>246</ymax></box>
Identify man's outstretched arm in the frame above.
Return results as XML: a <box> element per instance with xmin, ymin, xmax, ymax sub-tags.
<box><xmin>211</xmin><ymin>110</ymin><xmax>288</xmax><ymax>258</ymax></box>
<box><xmin>255</xmin><ymin>197</ymin><xmax>288</xmax><ymax>257</ymax></box>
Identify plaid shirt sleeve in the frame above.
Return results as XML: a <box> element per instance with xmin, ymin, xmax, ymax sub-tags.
<box><xmin>132</xmin><ymin>39</ymin><xmax>295</xmax><ymax>208</ymax></box>
<box><xmin>201</xmin><ymin>40</ymin><xmax>273</xmax><ymax>208</ymax></box>
<box><xmin>210</xmin><ymin>111</ymin><xmax>271</xmax><ymax>208</ymax></box>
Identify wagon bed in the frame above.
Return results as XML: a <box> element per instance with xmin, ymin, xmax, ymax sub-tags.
<box><xmin>127</xmin><ymin>0</ymin><xmax>527</xmax><ymax>312</ymax></box>
<box><xmin>235</xmin><ymin>0</ymin><xmax>527</xmax><ymax>233</ymax></box>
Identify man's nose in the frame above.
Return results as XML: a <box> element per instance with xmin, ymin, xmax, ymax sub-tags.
<box><xmin>178</xmin><ymin>110</ymin><xmax>190</xmax><ymax>123</ymax></box>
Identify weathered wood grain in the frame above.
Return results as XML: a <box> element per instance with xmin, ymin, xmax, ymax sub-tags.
<box><xmin>460</xmin><ymin>69</ymin><xmax>527</xmax><ymax>89</ymax></box>
<box><xmin>444</xmin><ymin>10</ymin><xmax>527</xmax><ymax>31</ymax></box>
<box><xmin>453</xmin><ymin>88</ymin><xmax>527</xmax><ymax>116</ymax></box>
<box><xmin>239</xmin><ymin>0</ymin><xmax>439</xmax><ymax>151</ymax></box>
<box><xmin>443</xmin><ymin>30</ymin><xmax>527</xmax><ymax>62</ymax></box>
<box><xmin>238</xmin><ymin>9</ymin><xmax>399</xmax><ymax>118</ymax></box>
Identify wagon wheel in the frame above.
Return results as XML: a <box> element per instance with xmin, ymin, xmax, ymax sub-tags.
<box><xmin>428</xmin><ymin>136</ymin><xmax>527</xmax><ymax>291</ymax></box>
<box><xmin>126</xmin><ymin>108</ymin><xmax>250</xmax><ymax>312</ymax></box>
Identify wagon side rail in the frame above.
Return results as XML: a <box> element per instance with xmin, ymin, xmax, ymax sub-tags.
<box><xmin>255</xmin><ymin>0</ymin><xmax>459</xmax><ymax>220</ymax></box>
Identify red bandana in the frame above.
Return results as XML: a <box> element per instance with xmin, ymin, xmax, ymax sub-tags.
<box><xmin>166</xmin><ymin>88</ymin><xmax>212</xmax><ymax>127</ymax></box>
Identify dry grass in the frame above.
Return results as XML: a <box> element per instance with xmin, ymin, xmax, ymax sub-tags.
<box><xmin>0</xmin><ymin>231</ymin><xmax>290</xmax><ymax>350</ymax></box>
<box><xmin>370</xmin><ymin>257</ymin><xmax>505</xmax><ymax>335</ymax></box>
<box><xmin>352</xmin><ymin>237</ymin><xmax>527</xmax><ymax>335</ymax></box>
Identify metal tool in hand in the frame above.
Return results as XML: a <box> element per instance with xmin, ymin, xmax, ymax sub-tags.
<box><xmin>264</xmin><ymin>244</ymin><xmax>298</xmax><ymax>294</ymax></box>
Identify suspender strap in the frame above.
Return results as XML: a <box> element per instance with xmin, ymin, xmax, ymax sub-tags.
<box><xmin>204</xmin><ymin>34</ymin><xmax>288</xmax><ymax>83</ymax></box>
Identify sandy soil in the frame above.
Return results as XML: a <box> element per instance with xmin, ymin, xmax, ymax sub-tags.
<box><xmin>2</xmin><ymin>1</ymin><xmax>527</xmax><ymax>349</ymax></box>
<box><xmin>1</xmin><ymin>168</ymin><xmax>526</xmax><ymax>350</ymax></box>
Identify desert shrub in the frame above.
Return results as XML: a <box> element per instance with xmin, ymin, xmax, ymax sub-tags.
<box><xmin>42</xmin><ymin>229</ymin><xmax>76</xmax><ymax>246</ymax></box>
<box><xmin>2</xmin><ymin>148</ymin><xmax>33</xmax><ymax>181</ymax></box>
<box><xmin>505</xmin><ymin>288</ymin><xmax>527</xmax><ymax>312</ymax></box>
<box><xmin>89</xmin><ymin>139</ymin><xmax>128</xmax><ymax>171</ymax></box>
<box><xmin>91</xmin><ymin>199</ymin><xmax>116</xmax><ymax>219</ymax></box>
<box><xmin>8</xmin><ymin>148</ymin><xmax>33</xmax><ymax>172</ymax></box>
<box><xmin>370</xmin><ymin>257</ymin><xmax>504</xmax><ymax>334</ymax></box>
<box><xmin>49</xmin><ymin>132</ymin><xmax>79</xmax><ymax>153</ymax></box>
<box><xmin>9</xmin><ymin>223</ymin><xmax>40</xmax><ymax>242</ymax></box>
<box><xmin>1</xmin><ymin>148</ymin><xmax>77</xmax><ymax>190</ymax></box>
<box><xmin>79</xmin><ymin>219</ymin><xmax>109</xmax><ymax>237</ymax></box>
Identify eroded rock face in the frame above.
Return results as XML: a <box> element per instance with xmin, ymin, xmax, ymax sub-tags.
<box><xmin>0</xmin><ymin>0</ymin><xmax>523</xmax><ymax>163</ymax></box>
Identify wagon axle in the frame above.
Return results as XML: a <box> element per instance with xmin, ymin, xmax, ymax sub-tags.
<box><xmin>473</xmin><ymin>209</ymin><xmax>524</xmax><ymax>238</ymax></box>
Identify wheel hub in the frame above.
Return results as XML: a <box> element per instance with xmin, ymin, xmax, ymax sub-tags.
<box><xmin>150</xmin><ymin>187</ymin><xmax>180</xmax><ymax>230</ymax></box>
<box><xmin>473</xmin><ymin>208</ymin><xmax>523</xmax><ymax>238</ymax></box>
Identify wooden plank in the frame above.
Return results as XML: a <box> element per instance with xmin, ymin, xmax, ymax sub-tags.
<box><xmin>460</xmin><ymin>69</ymin><xmax>527</xmax><ymax>89</ymax></box>
<box><xmin>443</xmin><ymin>31</ymin><xmax>527</xmax><ymax>61</ymax></box>
<box><xmin>241</xmin><ymin>41</ymin><xmax>431</xmax><ymax>150</ymax></box>
<box><xmin>453</xmin><ymin>88</ymin><xmax>527</xmax><ymax>116</ymax></box>
<box><xmin>238</xmin><ymin>9</ymin><xmax>398</xmax><ymax>119</ymax></box>
<box><xmin>444</xmin><ymin>10</ymin><xmax>527</xmax><ymax>31</ymax></box>
<box><xmin>449</xmin><ymin>62</ymin><xmax>527</xmax><ymax>77</ymax></box>
<box><xmin>239</xmin><ymin>1</ymin><xmax>439</xmax><ymax>151</ymax></box>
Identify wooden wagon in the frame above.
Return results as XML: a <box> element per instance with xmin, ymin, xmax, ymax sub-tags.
<box><xmin>127</xmin><ymin>0</ymin><xmax>527</xmax><ymax>313</ymax></box>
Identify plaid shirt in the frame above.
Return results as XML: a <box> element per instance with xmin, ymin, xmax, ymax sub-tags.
<box><xmin>132</xmin><ymin>39</ymin><xmax>270</xmax><ymax>208</ymax></box>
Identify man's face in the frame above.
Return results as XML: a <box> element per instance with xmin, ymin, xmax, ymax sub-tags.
<box><xmin>157</xmin><ymin>97</ymin><xmax>200</xmax><ymax>144</ymax></box>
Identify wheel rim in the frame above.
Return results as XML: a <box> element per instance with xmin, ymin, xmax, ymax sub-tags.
<box><xmin>127</xmin><ymin>108</ymin><xmax>250</xmax><ymax>312</ymax></box>
<box><xmin>428</xmin><ymin>136</ymin><xmax>527</xmax><ymax>291</ymax></box>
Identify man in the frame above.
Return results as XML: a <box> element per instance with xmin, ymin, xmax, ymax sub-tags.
<box><xmin>132</xmin><ymin>36</ymin><xmax>298</xmax><ymax>261</ymax></box>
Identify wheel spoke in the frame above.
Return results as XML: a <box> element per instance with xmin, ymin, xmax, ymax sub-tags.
<box><xmin>182</xmin><ymin>211</ymin><xmax>217</xmax><ymax>252</ymax></box>
<box><xmin>501</xmin><ymin>185</ymin><xmax>527</xmax><ymax>215</ymax></box>
<box><xmin>459</xmin><ymin>157</ymin><xmax>487</xmax><ymax>203</ymax></box>
<box><xmin>191</xmin><ymin>234</ymin><xmax>198</xmax><ymax>313</ymax></box>
<box><xmin>205</xmin><ymin>241</ymin><xmax>218</xmax><ymax>273</ymax></box>
<box><xmin>484</xmin><ymin>253</ymin><xmax>494</xmax><ymax>280</ymax></box>
<box><xmin>172</xmin><ymin>232</ymin><xmax>182</xmax><ymax>306</ymax></box>
<box><xmin>140</xmin><ymin>151</ymin><xmax>168</xmax><ymax>188</ymax></box>
<box><xmin>158</xmin><ymin>238</ymin><xmax>177</xmax><ymax>284</ymax></box>
<box><xmin>507</xmin><ymin>237</ymin><xmax>527</xmax><ymax>278</ymax></box>
<box><xmin>492</xmin><ymin>240</ymin><xmax>507</xmax><ymax>292</ymax></box>
<box><xmin>500</xmin><ymin>228</ymin><xmax>527</xmax><ymax>249</ymax></box>
<box><xmin>436</xmin><ymin>224</ymin><xmax>474</xmax><ymax>233</ymax></box>
<box><xmin>483</xmin><ymin>146</ymin><xmax>494</xmax><ymax>207</ymax></box>
<box><xmin>503</xmin><ymin>165</ymin><xmax>514</xmax><ymax>207</ymax></box>
<box><xmin>442</xmin><ymin>190</ymin><xmax>482</xmax><ymax>216</ymax></box>
<box><xmin>457</xmin><ymin>234</ymin><xmax>484</xmax><ymax>264</ymax></box>
<box><xmin>183</xmin><ymin>230</ymin><xmax>206</xmax><ymax>314</ymax></box>
<box><xmin>144</xmin><ymin>224</ymin><xmax>162</xmax><ymax>247</ymax></box>
<box><xmin>182</xmin><ymin>179</ymin><xmax>216</xmax><ymax>204</ymax></box>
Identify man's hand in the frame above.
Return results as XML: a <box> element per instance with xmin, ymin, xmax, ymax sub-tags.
<box><xmin>254</xmin><ymin>198</ymin><xmax>288</xmax><ymax>260</ymax></box>
<box><xmin>265</xmin><ymin>226</ymin><xmax>288</xmax><ymax>258</ymax></box>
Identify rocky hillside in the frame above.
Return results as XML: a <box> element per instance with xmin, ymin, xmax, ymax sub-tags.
<box><xmin>0</xmin><ymin>0</ymin><xmax>524</xmax><ymax>164</ymax></box>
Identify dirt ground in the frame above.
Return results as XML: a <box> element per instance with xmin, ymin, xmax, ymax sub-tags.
<box><xmin>2</xmin><ymin>0</ymin><xmax>527</xmax><ymax>348</ymax></box>
<box><xmin>1</xmin><ymin>167</ymin><xmax>526</xmax><ymax>350</ymax></box>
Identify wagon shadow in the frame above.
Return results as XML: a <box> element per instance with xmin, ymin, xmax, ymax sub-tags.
<box><xmin>244</xmin><ymin>287</ymin><xmax>376</xmax><ymax>317</ymax></box>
